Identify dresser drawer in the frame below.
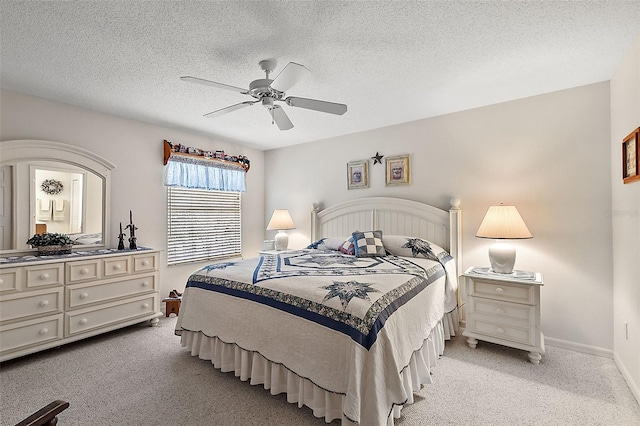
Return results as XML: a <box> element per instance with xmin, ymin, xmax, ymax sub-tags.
<box><xmin>67</xmin><ymin>274</ymin><xmax>156</xmax><ymax>309</ymax></box>
<box><xmin>0</xmin><ymin>288</ymin><xmax>63</xmax><ymax>323</ymax></box>
<box><xmin>0</xmin><ymin>267</ymin><xmax>22</xmax><ymax>293</ymax></box>
<box><xmin>67</xmin><ymin>260</ymin><xmax>101</xmax><ymax>284</ymax></box>
<box><xmin>133</xmin><ymin>253</ymin><xmax>156</xmax><ymax>273</ymax></box>
<box><xmin>470</xmin><ymin>297</ymin><xmax>534</xmax><ymax>323</ymax></box>
<box><xmin>466</xmin><ymin>315</ymin><xmax>534</xmax><ymax>346</ymax></box>
<box><xmin>25</xmin><ymin>264</ymin><xmax>64</xmax><ymax>289</ymax></box>
<box><xmin>0</xmin><ymin>314</ymin><xmax>63</xmax><ymax>355</ymax></box>
<box><xmin>103</xmin><ymin>256</ymin><xmax>131</xmax><ymax>278</ymax></box>
<box><xmin>469</xmin><ymin>279</ymin><xmax>534</xmax><ymax>305</ymax></box>
<box><xmin>66</xmin><ymin>294</ymin><xmax>157</xmax><ymax>336</ymax></box>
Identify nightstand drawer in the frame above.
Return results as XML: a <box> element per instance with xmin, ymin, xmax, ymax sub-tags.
<box><xmin>470</xmin><ymin>279</ymin><xmax>534</xmax><ymax>305</ymax></box>
<box><xmin>471</xmin><ymin>298</ymin><xmax>533</xmax><ymax>323</ymax></box>
<box><xmin>467</xmin><ymin>316</ymin><xmax>534</xmax><ymax>346</ymax></box>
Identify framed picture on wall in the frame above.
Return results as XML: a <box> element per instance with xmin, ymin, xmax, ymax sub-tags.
<box><xmin>622</xmin><ymin>127</ymin><xmax>640</xmax><ymax>184</ymax></box>
<box><xmin>385</xmin><ymin>154</ymin><xmax>410</xmax><ymax>186</ymax></box>
<box><xmin>347</xmin><ymin>160</ymin><xmax>369</xmax><ymax>189</ymax></box>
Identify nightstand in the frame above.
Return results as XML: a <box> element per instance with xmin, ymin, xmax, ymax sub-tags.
<box><xmin>462</xmin><ymin>267</ymin><xmax>545</xmax><ymax>364</ymax></box>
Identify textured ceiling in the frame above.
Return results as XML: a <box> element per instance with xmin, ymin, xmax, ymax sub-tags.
<box><xmin>1</xmin><ymin>1</ymin><xmax>638</xmax><ymax>150</ymax></box>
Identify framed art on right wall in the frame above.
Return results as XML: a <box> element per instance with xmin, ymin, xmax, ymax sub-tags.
<box><xmin>622</xmin><ymin>127</ymin><xmax>640</xmax><ymax>184</ymax></box>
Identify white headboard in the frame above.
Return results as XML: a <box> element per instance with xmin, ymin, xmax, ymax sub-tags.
<box><xmin>311</xmin><ymin>197</ymin><xmax>462</xmax><ymax>275</ymax></box>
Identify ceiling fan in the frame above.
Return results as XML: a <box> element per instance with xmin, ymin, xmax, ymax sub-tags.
<box><xmin>181</xmin><ymin>59</ymin><xmax>347</xmax><ymax>131</ymax></box>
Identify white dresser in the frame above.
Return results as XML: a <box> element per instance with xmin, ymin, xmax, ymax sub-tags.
<box><xmin>0</xmin><ymin>249</ymin><xmax>161</xmax><ymax>362</ymax></box>
<box><xmin>462</xmin><ymin>266</ymin><xmax>544</xmax><ymax>364</ymax></box>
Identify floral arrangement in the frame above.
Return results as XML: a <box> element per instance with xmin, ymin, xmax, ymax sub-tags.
<box><xmin>26</xmin><ymin>232</ymin><xmax>74</xmax><ymax>247</ymax></box>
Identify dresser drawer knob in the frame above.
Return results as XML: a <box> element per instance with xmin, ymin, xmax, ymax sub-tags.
<box><xmin>39</xmin><ymin>328</ymin><xmax>49</xmax><ymax>335</ymax></box>
<box><xmin>142</xmin><ymin>260</ymin><xmax>149</xmax><ymax>266</ymax></box>
<box><xmin>40</xmin><ymin>273</ymin><xmax>50</xmax><ymax>280</ymax></box>
<box><xmin>0</xmin><ymin>278</ymin><xmax>4</xmax><ymax>285</ymax></box>
<box><xmin>39</xmin><ymin>300</ymin><xmax>49</xmax><ymax>307</ymax></box>
<box><xmin>141</xmin><ymin>281</ymin><xmax>149</xmax><ymax>287</ymax></box>
<box><xmin>142</xmin><ymin>303</ymin><xmax>149</xmax><ymax>309</ymax></box>
<box><xmin>80</xmin><ymin>292</ymin><xmax>89</xmax><ymax>299</ymax></box>
<box><xmin>80</xmin><ymin>318</ymin><xmax>88</xmax><ymax>325</ymax></box>
<box><xmin>495</xmin><ymin>287</ymin><xmax>504</xmax><ymax>294</ymax></box>
<box><xmin>496</xmin><ymin>327</ymin><xmax>505</xmax><ymax>334</ymax></box>
<box><xmin>80</xmin><ymin>268</ymin><xmax>89</xmax><ymax>275</ymax></box>
<box><xmin>496</xmin><ymin>307</ymin><xmax>505</xmax><ymax>314</ymax></box>
<box><xmin>113</xmin><ymin>264</ymin><xmax>122</xmax><ymax>271</ymax></box>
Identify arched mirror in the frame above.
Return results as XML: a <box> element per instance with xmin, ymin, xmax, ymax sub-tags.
<box><xmin>0</xmin><ymin>140</ymin><xmax>114</xmax><ymax>254</ymax></box>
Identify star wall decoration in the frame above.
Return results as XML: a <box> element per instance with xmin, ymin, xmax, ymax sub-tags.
<box><xmin>321</xmin><ymin>280</ymin><xmax>380</xmax><ymax>310</ymax></box>
<box><xmin>371</xmin><ymin>152</ymin><xmax>383</xmax><ymax>165</ymax></box>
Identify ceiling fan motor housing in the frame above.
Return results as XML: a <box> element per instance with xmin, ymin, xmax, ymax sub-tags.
<box><xmin>249</xmin><ymin>78</ymin><xmax>284</xmax><ymax>100</ymax></box>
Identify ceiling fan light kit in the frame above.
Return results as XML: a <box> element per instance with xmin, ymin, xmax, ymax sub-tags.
<box><xmin>181</xmin><ymin>59</ymin><xmax>347</xmax><ymax>130</ymax></box>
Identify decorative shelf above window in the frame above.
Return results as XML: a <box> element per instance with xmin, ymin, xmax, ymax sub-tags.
<box><xmin>163</xmin><ymin>140</ymin><xmax>250</xmax><ymax>192</ymax></box>
<box><xmin>163</xmin><ymin>140</ymin><xmax>250</xmax><ymax>172</ymax></box>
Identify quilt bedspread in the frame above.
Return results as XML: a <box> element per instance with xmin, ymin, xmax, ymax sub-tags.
<box><xmin>176</xmin><ymin>249</ymin><xmax>457</xmax><ymax>424</ymax></box>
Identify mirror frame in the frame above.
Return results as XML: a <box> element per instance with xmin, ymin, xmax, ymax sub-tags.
<box><xmin>0</xmin><ymin>140</ymin><xmax>115</xmax><ymax>255</ymax></box>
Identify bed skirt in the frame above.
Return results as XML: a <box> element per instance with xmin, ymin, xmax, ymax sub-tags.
<box><xmin>179</xmin><ymin>309</ymin><xmax>459</xmax><ymax>425</ymax></box>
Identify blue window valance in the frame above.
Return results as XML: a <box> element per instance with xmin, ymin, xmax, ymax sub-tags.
<box><xmin>164</xmin><ymin>155</ymin><xmax>246</xmax><ymax>192</ymax></box>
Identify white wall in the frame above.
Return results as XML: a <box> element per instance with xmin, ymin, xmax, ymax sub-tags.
<box><xmin>610</xmin><ymin>36</ymin><xmax>640</xmax><ymax>402</ymax></box>
<box><xmin>0</xmin><ymin>89</ymin><xmax>266</xmax><ymax>299</ymax></box>
<box><xmin>265</xmin><ymin>82</ymin><xmax>614</xmax><ymax>352</ymax></box>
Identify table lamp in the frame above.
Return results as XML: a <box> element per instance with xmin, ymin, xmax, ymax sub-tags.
<box><xmin>476</xmin><ymin>204</ymin><xmax>532</xmax><ymax>274</ymax></box>
<box><xmin>266</xmin><ymin>209</ymin><xmax>295</xmax><ymax>251</ymax></box>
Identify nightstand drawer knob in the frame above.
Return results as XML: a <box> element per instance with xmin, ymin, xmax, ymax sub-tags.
<box><xmin>40</xmin><ymin>273</ymin><xmax>50</xmax><ymax>280</ymax></box>
<box><xmin>496</xmin><ymin>307</ymin><xmax>505</xmax><ymax>314</ymax></box>
<box><xmin>495</xmin><ymin>287</ymin><xmax>504</xmax><ymax>294</ymax></box>
<box><xmin>496</xmin><ymin>327</ymin><xmax>505</xmax><ymax>334</ymax></box>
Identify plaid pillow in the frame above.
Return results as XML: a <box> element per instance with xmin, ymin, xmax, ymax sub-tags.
<box><xmin>338</xmin><ymin>236</ymin><xmax>355</xmax><ymax>255</ymax></box>
<box><xmin>352</xmin><ymin>230</ymin><xmax>386</xmax><ymax>257</ymax></box>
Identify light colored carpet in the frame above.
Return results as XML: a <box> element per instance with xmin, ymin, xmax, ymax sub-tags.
<box><xmin>0</xmin><ymin>316</ymin><xmax>638</xmax><ymax>426</ymax></box>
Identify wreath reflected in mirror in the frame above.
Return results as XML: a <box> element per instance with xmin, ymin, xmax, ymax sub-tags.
<box><xmin>41</xmin><ymin>179</ymin><xmax>63</xmax><ymax>195</ymax></box>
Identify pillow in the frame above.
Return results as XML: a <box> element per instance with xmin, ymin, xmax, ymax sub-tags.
<box><xmin>352</xmin><ymin>230</ymin><xmax>386</xmax><ymax>257</ymax></box>
<box><xmin>382</xmin><ymin>234</ymin><xmax>442</xmax><ymax>261</ymax></box>
<box><xmin>338</xmin><ymin>236</ymin><xmax>355</xmax><ymax>255</ymax></box>
<box><xmin>307</xmin><ymin>237</ymin><xmax>348</xmax><ymax>251</ymax></box>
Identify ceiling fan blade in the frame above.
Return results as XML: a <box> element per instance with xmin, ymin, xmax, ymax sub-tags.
<box><xmin>203</xmin><ymin>101</ymin><xmax>257</xmax><ymax>118</ymax></box>
<box><xmin>270</xmin><ymin>62</ymin><xmax>310</xmax><ymax>93</ymax></box>
<box><xmin>284</xmin><ymin>96</ymin><xmax>347</xmax><ymax>115</ymax></box>
<box><xmin>270</xmin><ymin>105</ymin><xmax>294</xmax><ymax>130</ymax></box>
<box><xmin>181</xmin><ymin>76</ymin><xmax>248</xmax><ymax>94</ymax></box>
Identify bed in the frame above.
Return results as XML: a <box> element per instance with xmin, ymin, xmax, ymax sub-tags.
<box><xmin>175</xmin><ymin>197</ymin><xmax>462</xmax><ymax>425</ymax></box>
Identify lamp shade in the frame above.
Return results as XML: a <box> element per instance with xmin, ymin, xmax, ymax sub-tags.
<box><xmin>266</xmin><ymin>209</ymin><xmax>295</xmax><ymax>231</ymax></box>
<box><xmin>476</xmin><ymin>205</ymin><xmax>532</xmax><ymax>239</ymax></box>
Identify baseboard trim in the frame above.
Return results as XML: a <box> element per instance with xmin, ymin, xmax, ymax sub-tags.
<box><xmin>544</xmin><ymin>336</ymin><xmax>613</xmax><ymax>359</ymax></box>
<box><xmin>614</xmin><ymin>352</ymin><xmax>640</xmax><ymax>405</ymax></box>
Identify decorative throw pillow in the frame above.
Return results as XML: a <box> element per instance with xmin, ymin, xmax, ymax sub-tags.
<box><xmin>339</xmin><ymin>236</ymin><xmax>355</xmax><ymax>255</ymax></box>
<box><xmin>382</xmin><ymin>235</ymin><xmax>441</xmax><ymax>261</ymax></box>
<box><xmin>352</xmin><ymin>230</ymin><xmax>386</xmax><ymax>257</ymax></box>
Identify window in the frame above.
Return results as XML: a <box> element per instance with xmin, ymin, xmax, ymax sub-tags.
<box><xmin>167</xmin><ymin>187</ymin><xmax>241</xmax><ymax>265</ymax></box>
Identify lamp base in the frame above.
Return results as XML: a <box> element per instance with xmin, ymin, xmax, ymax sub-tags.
<box><xmin>488</xmin><ymin>242</ymin><xmax>516</xmax><ymax>274</ymax></box>
<box><xmin>274</xmin><ymin>231</ymin><xmax>289</xmax><ymax>251</ymax></box>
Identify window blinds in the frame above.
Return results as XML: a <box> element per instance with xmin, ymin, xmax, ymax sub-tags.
<box><xmin>167</xmin><ymin>187</ymin><xmax>241</xmax><ymax>265</ymax></box>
